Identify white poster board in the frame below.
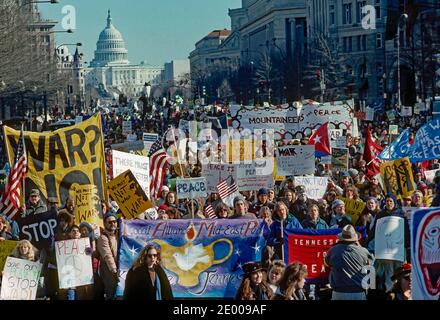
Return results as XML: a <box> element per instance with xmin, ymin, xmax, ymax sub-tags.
<box><xmin>0</xmin><ymin>257</ymin><xmax>42</xmax><ymax>300</ymax></box>
<box><xmin>236</xmin><ymin>159</ymin><xmax>274</xmax><ymax>191</ymax></box>
<box><xmin>401</xmin><ymin>106</ymin><xmax>413</xmax><ymax>117</ymax></box>
<box><xmin>294</xmin><ymin>176</ymin><xmax>328</xmax><ymax>199</ymax></box>
<box><xmin>122</xmin><ymin>121</ymin><xmax>132</xmax><ymax>135</ymax></box>
<box><xmin>201</xmin><ymin>163</ymin><xmax>237</xmax><ymax>193</ymax></box>
<box><xmin>424</xmin><ymin>169</ymin><xmax>440</xmax><ymax>183</ymax></box>
<box><xmin>176</xmin><ymin>177</ymin><xmax>207</xmax><ymax>199</ymax></box>
<box><xmin>55</xmin><ymin>238</ymin><xmax>93</xmax><ymax>289</ymax></box>
<box><xmin>375</xmin><ymin>216</ymin><xmax>405</xmax><ymax>262</ymax></box>
<box><xmin>276</xmin><ymin>145</ymin><xmax>315</xmax><ymax>176</ymax></box>
<box><xmin>365</xmin><ymin>107</ymin><xmax>375</xmax><ymax>121</ymax></box>
<box><xmin>112</xmin><ymin>150</ymin><xmax>150</xmax><ymax>196</ymax></box>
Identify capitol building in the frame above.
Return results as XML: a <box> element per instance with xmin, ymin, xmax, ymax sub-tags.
<box><xmin>85</xmin><ymin>10</ymin><xmax>163</xmax><ymax>99</ymax></box>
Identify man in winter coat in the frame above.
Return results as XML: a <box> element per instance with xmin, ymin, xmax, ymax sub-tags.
<box><xmin>97</xmin><ymin>212</ymin><xmax>119</xmax><ymax>300</ymax></box>
<box><xmin>22</xmin><ymin>189</ymin><xmax>47</xmax><ymax>218</ymax></box>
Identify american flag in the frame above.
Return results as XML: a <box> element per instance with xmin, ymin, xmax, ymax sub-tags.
<box><xmin>0</xmin><ymin>125</ymin><xmax>27</xmax><ymax>220</ymax></box>
<box><xmin>217</xmin><ymin>179</ymin><xmax>239</xmax><ymax>208</ymax></box>
<box><xmin>205</xmin><ymin>204</ymin><xmax>217</xmax><ymax>219</ymax></box>
<box><xmin>148</xmin><ymin>139</ymin><xmax>172</xmax><ymax>199</ymax></box>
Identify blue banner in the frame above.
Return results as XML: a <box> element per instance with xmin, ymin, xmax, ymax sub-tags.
<box><xmin>408</xmin><ymin>119</ymin><xmax>440</xmax><ymax>163</ymax></box>
<box><xmin>117</xmin><ymin>219</ymin><xmax>266</xmax><ymax>298</ymax></box>
<box><xmin>378</xmin><ymin>128</ymin><xmax>411</xmax><ymax>160</ymax></box>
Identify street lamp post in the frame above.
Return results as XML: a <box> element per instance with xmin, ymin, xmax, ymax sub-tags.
<box><xmin>397</xmin><ymin>13</ymin><xmax>408</xmax><ymax>108</ymax></box>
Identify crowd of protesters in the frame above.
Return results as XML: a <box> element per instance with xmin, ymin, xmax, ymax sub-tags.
<box><xmin>0</xmin><ymin>96</ymin><xmax>438</xmax><ymax>301</ymax></box>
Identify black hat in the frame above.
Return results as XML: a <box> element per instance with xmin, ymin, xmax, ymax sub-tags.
<box><xmin>242</xmin><ymin>261</ymin><xmax>265</xmax><ymax>275</ymax></box>
<box><xmin>391</xmin><ymin>263</ymin><xmax>412</xmax><ymax>281</ymax></box>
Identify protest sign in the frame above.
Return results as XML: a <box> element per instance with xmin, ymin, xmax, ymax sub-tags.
<box><xmin>375</xmin><ymin>216</ymin><xmax>405</xmax><ymax>262</ymax></box>
<box><xmin>230</xmin><ymin>100</ymin><xmax>355</xmax><ymax>140</ymax></box>
<box><xmin>294</xmin><ymin>177</ymin><xmax>328</xmax><ymax>200</ymax></box>
<box><xmin>227</xmin><ymin>139</ymin><xmax>254</xmax><ymax>163</ymax></box>
<box><xmin>365</xmin><ymin>107</ymin><xmax>375</xmax><ymax>121</ymax></box>
<box><xmin>0</xmin><ymin>257</ymin><xmax>42</xmax><ymax>300</ymax></box>
<box><xmin>176</xmin><ymin>177</ymin><xmax>207</xmax><ymax>199</ymax></box>
<box><xmin>55</xmin><ymin>238</ymin><xmax>94</xmax><ymax>289</ymax></box>
<box><xmin>331</xmin><ymin>148</ymin><xmax>349</xmax><ymax>171</ymax></box>
<box><xmin>408</xmin><ymin>119</ymin><xmax>440</xmax><ymax>163</ymax></box>
<box><xmin>331</xmin><ymin>137</ymin><xmax>347</xmax><ymax>149</ymax></box>
<box><xmin>4</xmin><ymin>114</ymin><xmax>107</xmax><ymax>205</ymax></box>
<box><xmin>201</xmin><ymin>163</ymin><xmax>237</xmax><ymax>193</ymax></box>
<box><xmin>389</xmin><ymin>125</ymin><xmax>399</xmax><ymax>135</ymax></box>
<box><xmin>126</xmin><ymin>133</ymin><xmax>137</xmax><ymax>143</ymax></box>
<box><xmin>142</xmin><ymin>133</ymin><xmax>158</xmax><ymax>153</ymax></box>
<box><xmin>17</xmin><ymin>210</ymin><xmax>58</xmax><ymax>250</ymax></box>
<box><xmin>236</xmin><ymin>159</ymin><xmax>274</xmax><ymax>191</ymax></box>
<box><xmin>401</xmin><ymin>106</ymin><xmax>412</xmax><ymax>117</ymax></box>
<box><xmin>122</xmin><ymin>121</ymin><xmax>132</xmax><ymax>135</ymax></box>
<box><xmin>0</xmin><ymin>240</ymin><xmax>17</xmax><ymax>271</ymax></box>
<box><xmin>273</xmin><ymin>160</ymin><xmax>285</xmax><ymax>181</ymax></box>
<box><xmin>112</xmin><ymin>150</ymin><xmax>150</xmax><ymax>196</ymax></box>
<box><xmin>424</xmin><ymin>169</ymin><xmax>440</xmax><ymax>183</ymax></box>
<box><xmin>338</xmin><ymin>197</ymin><xmax>366</xmax><ymax>225</ymax></box>
<box><xmin>72</xmin><ymin>184</ymin><xmax>103</xmax><ymax>234</ymax></box>
<box><xmin>107</xmin><ymin>170</ymin><xmax>153</xmax><ymax>219</ymax></box>
<box><xmin>111</xmin><ymin>140</ymin><xmax>148</xmax><ymax>156</ymax></box>
<box><xmin>330</xmin><ymin>129</ymin><xmax>343</xmax><ymax>140</ymax></box>
<box><xmin>117</xmin><ymin>219</ymin><xmax>266</xmax><ymax>298</ymax></box>
<box><xmin>386</xmin><ymin>110</ymin><xmax>396</xmax><ymax>121</ymax></box>
<box><xmin>276</xmin><ymin>145</ymin><xmax>315</xmax><ymax>176</ymax></box>
<box><xmin>380</xmin><ymin>157</ymin><xmax>416</xmax><ymax>198</ymax></box>
<box><xmin>411</xmin><ymin>208</ymin><xmax>440</xmax><ymax>300</ymax></box>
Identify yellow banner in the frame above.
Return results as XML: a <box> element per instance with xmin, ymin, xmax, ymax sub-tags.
<box><xmin>73</xmin><ymin>184</ymin><xmax>103</xmax><ymax>228</ymax></box>
<box><xmin>380</xmin><ymin>157</ymin><xmax>416</xmax><ymax>198</ymax></box>
<box><xmin>338</xmin><ymin>197</ymin><xmax>366</xmax><ymax>225</ymax></box>
<box><xmin>227</xmin><ymin>139</ymin><xmax>255</xmax><ymax>163</ymax></box>
<box><xmin>4</xmin><ymin>113</ymin><xmax>107</xmax><ymax>204</ymax></box>
<box><xmin>273</xmin><ymin>160</ymin><xmax>285</xmax><ymax>182</ymax></box>
<box><xmin>107</xmin><ymin>170</ymin><xmax>153</xmax><ymax>220</ymax></box>
<box><xmin>0</xmin><ymin>240</ymin><xmax>17</xmax><ymax>271</ymax></box>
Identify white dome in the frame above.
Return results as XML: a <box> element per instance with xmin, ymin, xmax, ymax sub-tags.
<box><xmin>90</xmin><ymin>10</ymin><xmax>129</xmax><ymax>67</ymax></box>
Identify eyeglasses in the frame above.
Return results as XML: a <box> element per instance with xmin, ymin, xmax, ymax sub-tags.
<box><xmin>147</xmin><ymin>254</ymin><xmax>157</xmax><ymax>258</ymax></box>
<box><xmin>107</xmin><ymin>220</ymin><xmax>117</xmax><ymax>224</ymax></box>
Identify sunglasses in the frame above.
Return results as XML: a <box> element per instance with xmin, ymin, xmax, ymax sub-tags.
<box><xmin>148</xmin><ymin>254</ymin><xmax>158</xmax><ymax>258</ymax></box>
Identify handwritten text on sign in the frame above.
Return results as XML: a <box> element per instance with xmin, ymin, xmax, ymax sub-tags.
<box><xmin>55</xmin><ymin>238</ymin><xmax>94</xmax><ymax>289</ymax></box>
<box><xmin>176</xmin><ymin>177</ymin><xmax>207</xmax><ymax>199</ymax></box>
<box><xmin>294</xmin><ymin>177</ymin><xmax>328</xmax><ymax>200</ymax></box>
<box><xmin>0</xmin><ymin>257</ymin><xmax>42</xmax><ymax>300</ymax></box>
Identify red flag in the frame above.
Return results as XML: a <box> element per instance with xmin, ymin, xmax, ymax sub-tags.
<box><xmin>363</xmin><ymin>128</ymin><xmax>383</xmax><ymax>177</ymax></box>
<box><xmin>308</xmin><ymin>122</ymin><xmax>331</xmax><ymax>157</ymax></box>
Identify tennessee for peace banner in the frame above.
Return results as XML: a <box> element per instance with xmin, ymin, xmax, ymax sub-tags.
<box><xmin>284</xmin><ymin>228</ymin><xmax>366</xmax><ymax>284</ymax></box>
<box><xmin>3</xmin><ymin>113</ymin><xmax>107</xmax><ymax>204</ymax></box>
<box><xmin>117</xmin><ymin>219</ymin><xmax>266</xmax><ymax>298</ymax></box>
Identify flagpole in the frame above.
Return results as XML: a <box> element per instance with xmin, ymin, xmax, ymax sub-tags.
<box><xmin>171</xmin><ymin>126</ymin><xmax>185</xmax><ymax>177</ymax></box>
<box><xmin>20</xmin><ymin>122</ymin><xmax>26</xmax><ymax>212</ymax></box>
<box><xmin>280</xmin><ymin>217</ymin><xmax>285</xmax><ymax>262</ymax></box>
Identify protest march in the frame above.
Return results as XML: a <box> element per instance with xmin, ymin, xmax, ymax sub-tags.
<box><xmin>0</xmin><ymin>99</ymin><xmax>439</xmax><ymax>303</ymax></box>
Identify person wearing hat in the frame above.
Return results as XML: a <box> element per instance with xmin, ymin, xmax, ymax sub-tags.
<box><xmin>324</xmin><ymin>225</ymin><xmax>374</xmax><ymax>300</ymax></box>
<box><xmin>411</xmin><ymin>190</ymin><xmax>425</xmax><ymax>208</ymax></box>
<box><xmin>250</xmin><ymin>188</ymin><xmax>275</xmax><ymax>215</ymax></box>
<box><xmin>387</xmin><ymin>263</ymin><xmax>412</xmax><ymax>300</ymax></box>
<box><xmin>235</xmin><ymin>261</ymin><xmax>272</xmax><ymax>300</ymax></box>
<box><xmin>47</xmin><ymin>197</ymin><xmax>59</xmax><ymax>212</ymax></box>
<box><xmin>231</xmin><ymin>196</ymin><xmax>257</xmax><ymax>219</ymax></box>
<box><xmin>23</xmin><ymin>189</ymin><xmax>47</xmax><ymax>219</ymax></box>
<box><xmin>291</xmin><ymin>185</ymin><xmax>311</xmax><ymax>222</ymax></box>
<box><xmin>329</xmin><ymin>199</ymin><xmax>352</xmax><ymax>229</ymax></box>
<box><xmin>368</xmin><ymin>193</ymin><xmax>409</xmax><ymax>293</ymax></box>
<box><xmin>157</xmin><ymin>185</ymin><xmax>170</xmax><ymax>206</ymax></box>
<box><xmin>97</xmin><ymin>212</ymin><xmax>119</xmax><ymax>300</ymax></box>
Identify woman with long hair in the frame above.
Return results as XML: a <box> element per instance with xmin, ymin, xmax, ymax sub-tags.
<box><xmin>235</xmin><ymin>262</ymin><xmax>273</xmax><ymax>300</ymax></box>
<box><xmin>272</xmin><ymin>262</ymin><xmax>308</xmax><ymax>300</ymax></box>
<box><xmin>267</xmin><ymin>260</ymin><xmax>286</xmax><ymax>294</ymax></box>
<box><xmin>11</xmin><ymin>240</ymin><xmax>39</xmax><ymax>262</ymax></box>
<box><xmin>165</xmin><ymin>192</ymin><xmax>178</xmax><ymax>209</ymax></box>
<box><xmin>123</xmin><ymin>245</ymin><xmax>173</xmax><ymax>300</ymax></box>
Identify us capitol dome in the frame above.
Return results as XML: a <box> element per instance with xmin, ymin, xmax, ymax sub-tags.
<box><xmin>86</xmin><ymin>10</ymin><xmax>163</xmax><ymax>98</ymax></box>
<box><xmin>90</xmin><ymin>10</ymin><xmax>129</xmax><ymax>67</ymax></box>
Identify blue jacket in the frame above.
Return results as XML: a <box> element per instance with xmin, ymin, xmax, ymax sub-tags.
<box><xmin>0</xmin><ymin>213</ymin><xmax>19</xmax><ymax>240</ymax></box>
<box><xmin>301</xmin><ymin>216</ymin><xmax>329</xmax><ymax>230</ymax></box>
